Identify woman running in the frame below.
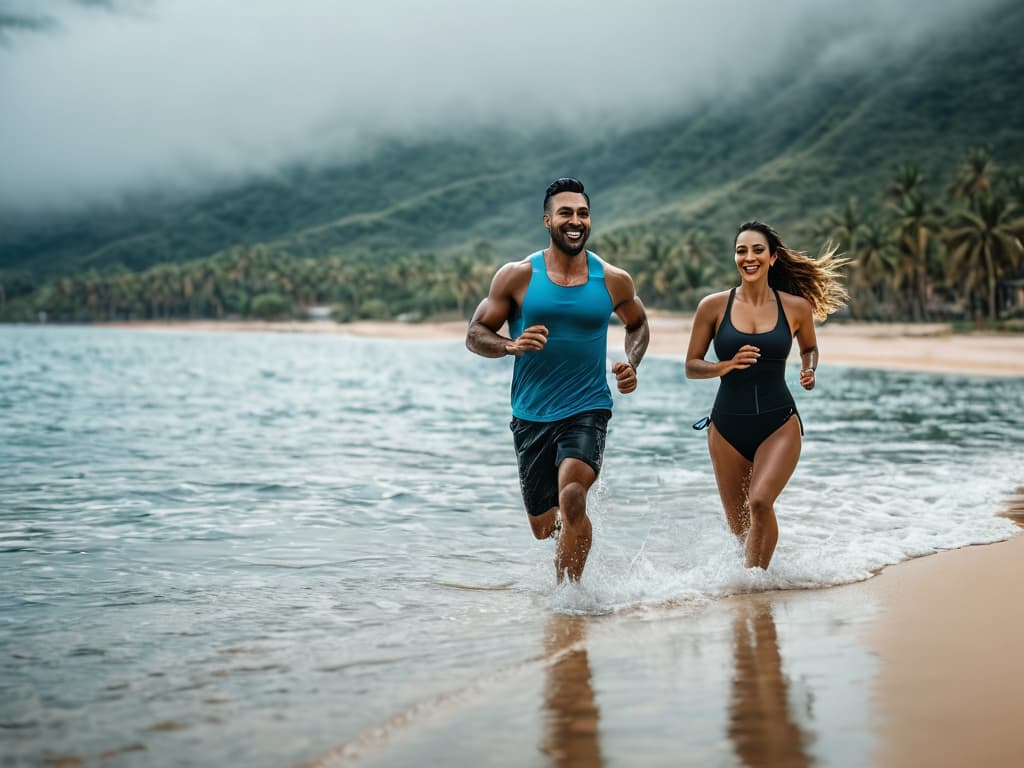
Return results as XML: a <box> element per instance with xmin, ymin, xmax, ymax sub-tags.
<box><xmin>685</xmin><ymin>221</ymin><xmax>848</xmax><ymax>569</ymax></box>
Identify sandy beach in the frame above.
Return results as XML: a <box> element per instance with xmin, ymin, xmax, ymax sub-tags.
<box><xmin>869</xmin><ymin>531</ymin><xmax>1024</xmax><ymax>767</ymax></box>
<box><xmin>629</xmin><ymin>314</ymin><xmax>1024</xmax><ymax>378</ymax></box>
<box><xmin>103</xmin><ymin>314</ymin><xmax>1024</xmax><ymax>378</ymax></box>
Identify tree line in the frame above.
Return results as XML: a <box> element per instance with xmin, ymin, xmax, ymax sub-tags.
<box><xmin>1</xmin><ymin>149</ymin><xmax>1021</xmax><ymax>327</ymax></box>
<box><xmin>599</xmin><ymin>148</ymin><xmax>1024</xmax><ymax>325</ymax></box>
<box><xmin>0</xmin><ymin>245</ymin><xmax>497</xmax><ymax>324</ymax></box>
<box><xmin>814</xmin><ymin>148</ymin><xmax>1023</xmax><ymax>323</ymax></box>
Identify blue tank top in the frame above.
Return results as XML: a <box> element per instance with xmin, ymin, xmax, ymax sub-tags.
<box><xmin>509</xmin><ymin>251</ymin><xmax>614</xmax><ymax>422</ymax></box>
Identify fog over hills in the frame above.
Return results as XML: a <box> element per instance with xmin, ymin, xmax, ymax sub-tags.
<box><xmin>1</xmin><ymin>0</ymin><xmax>1022</xmax><ymax>280</ymax></box>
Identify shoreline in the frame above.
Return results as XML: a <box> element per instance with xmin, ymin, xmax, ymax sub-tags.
<box><xmin>301</xmin><ymin>528</ymin><xmax>1023</xmax><ymax>768</ymax></box>
<box><xmin>302</xmin><ymin>489</ymin><xmax>1024</xmax><ymax>767</ymax></box>
<box><xmin>86</xmin><ymin>315</ymin><xmax>1024</xmax><ymax>378</ymax></box>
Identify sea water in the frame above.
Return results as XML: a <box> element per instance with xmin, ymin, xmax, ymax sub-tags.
<box><xmin>0</xmin><ymin>326</ymin><xmax>1019</xmax><ymax>766</ymax></box>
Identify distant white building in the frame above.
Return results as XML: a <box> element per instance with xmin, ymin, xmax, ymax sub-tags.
<box><xmin>304</xmin><ymin>306</ymin><xmax>334</xmax><ymax>322</ymax></box>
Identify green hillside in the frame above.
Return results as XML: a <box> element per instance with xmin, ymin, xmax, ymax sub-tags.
<box><xmin>2</xmin><ymin>0</ymin><xmax>1023</xmax><ymax>323</ymax></box>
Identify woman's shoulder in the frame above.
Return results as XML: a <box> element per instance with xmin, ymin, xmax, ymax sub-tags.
<box><xmin>777</xmin><ymin>290</ymin><xmax>814</xmax><ymax>322</ymax></box>
<box><xmin>777</xmin><ymin>289</ymin><xmax>811</xmax><ymax>310</ymax></box>
<box><xmin>697</xmin><ymin>290</ymin><xmax>732</xmax><ymax>310</ymax></box>
<box><xmin>692</xmin><ymin>290</ymin><xmax>731</xmax><ymax>322</ymax></box>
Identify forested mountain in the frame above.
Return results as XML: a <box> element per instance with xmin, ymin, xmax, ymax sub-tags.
<box><xmin>2</xmin><ymin>0</ymin><xmax>1023</xmax><ymax>323</ymax></box>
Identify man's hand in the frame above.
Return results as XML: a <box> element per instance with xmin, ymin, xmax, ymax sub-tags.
<box><xmin>612</xmin><ymin>361</ymin><xmax>637</xmax><ymax>394</ymax></box>
<box><xmin>505</xmin><ymin>325</ymin><xmax>548</xmax><ymax>355</ymax></box>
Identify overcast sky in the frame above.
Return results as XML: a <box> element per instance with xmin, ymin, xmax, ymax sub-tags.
<box><xmin>0</xmin><ymin>0</ymin><xmax>1002</xmax><ymax>212</ymax></box>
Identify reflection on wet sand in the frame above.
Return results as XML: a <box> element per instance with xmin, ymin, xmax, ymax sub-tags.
<box><xmin>999</xmin><ymin>486</ymin><xmax>1024</xmax><ymax>526</ymax></box>
<box><xmin>540</xmin><ymin>615</ymin><xmax>603</xmax><ymax>768</ymax></box>
<box><xmin>729</xmin><ymin>600</ymin><xmax>811</xmax><ymax>768</ymax></box>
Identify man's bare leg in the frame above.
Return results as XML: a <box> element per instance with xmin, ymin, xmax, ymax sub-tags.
<box><xmin>554</xmin><ymin>458</ymin><xmax>597</xmax><ymax>582</ymax></box>
<box><xmin>528</xmin><ymin>507</ymin><xmax>561</xmax><ymax>540</ymax></box>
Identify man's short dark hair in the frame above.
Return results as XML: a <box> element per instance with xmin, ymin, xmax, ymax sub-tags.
<box><xmin>543</xmin><ymin>177</ymin><xmax>589</xmax><ymax>213</ymax></box>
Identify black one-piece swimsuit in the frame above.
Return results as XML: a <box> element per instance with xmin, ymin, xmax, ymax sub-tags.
<box><xmin>695</xmin><ymin>287</ymin><xmax>802</xmax><ymax>461</ymax></box>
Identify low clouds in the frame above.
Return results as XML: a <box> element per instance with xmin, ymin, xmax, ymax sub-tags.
<box><xmin>0</xmin><ymin>0</ymin><xmax>1005</xmax><ymax>211</ymax></box>
<box><xmin>0</xmin><ymin>11</ymin><xmax>59</xmax><ymax>44</ymax></box>
<box><xmin>0</xmin><ymin>0</ymin><xmax>149</xmax><ymax>43</ymax></box>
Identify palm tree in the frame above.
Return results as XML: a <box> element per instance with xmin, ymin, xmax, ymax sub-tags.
<box><xmin>850</xmin><ymin>217</ymin><xmax>899</xmax><ymax>320</ymax></box>
<box><xmin>592</xmin><ymin>229</ymin><xmax>635</xmax><ymax>262</ymax></box>
<box><xmin>818</xmin><ymin>197</ymin><xmax>863</xmax><ymax>255</ymax></box>
<box><xmin>883</xmin><ymin>165</ymin><xmax>933</xmax><ymax>320</ymax></box>
<box><xmin>886</xmin><ymin>171</ymin><xmax>945</xmax><ymax>322</ymax></box>
<box><xmin>648</xmin><ymin>235</ymin><xmax>688</xmax><ymax>305</ymax></box>
<box><xmin>950</xmin><ymin>147</ymin><xmax>996</xmax><ymax>202</ymax></box>
<box><xmin>677</xmin><ymin>229</ymin><xmax>713</xmax><ymax>265</ymax></box>
<box><xmin>1009</xmin><ymin>175</ymin><xmax>1024</xmax><ymax>212</ymax></box>
<box><xmin>944</xmin><ymin>193</ymin><xmax>1024</xmax><ymax>322</ymax></box>
<box><xmin>436</xmin><ymin>243</ymin><xmax>498</xmax><ymax>319</ymax></box>
<box><xmin>885</xmin><ymin>164</ymin><xmax>925</xmax><ymax>205</ymax></box>
<box><xmin>629</xmin><ymin>235</ymin><xmax>674</xmax><ymax>305</ymax></box>
<box><xmin>891</xmin><ymin>194</ymin><xmax>930</xmax><ymax>320</ymax></box>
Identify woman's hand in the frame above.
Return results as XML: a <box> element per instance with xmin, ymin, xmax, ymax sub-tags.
<box><xmin>728</xmin><ymin>344</ymin><xmax>760</xmax><ymax>373</ymax></box>
<box><xmin>800</xmin><ymin>368</ymin><xmax>815</xmax><ymax>390</ymax></box>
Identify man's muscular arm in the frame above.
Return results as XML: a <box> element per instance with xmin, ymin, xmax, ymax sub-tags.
<box><xmin>620</xmin><ymin>299</ymin><xmax>649</xmax><ymax>370</ymax></box>
<box><xmin>466</xmin><ymin>261</ymin><xmax>547</xmax><ymax>358</ymax></box>
<box><xmin>605</xmin><ymin>264</ymin><xmax>648</xmax><ymax>394</ymax></box>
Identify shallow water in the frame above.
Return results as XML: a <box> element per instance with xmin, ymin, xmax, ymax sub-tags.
<box><xmin>1</xmin><ymin>326</ymin><xmax>1020</xmax><ymax>766</ymax></box>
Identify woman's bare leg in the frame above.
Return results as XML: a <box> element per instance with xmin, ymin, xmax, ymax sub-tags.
<box><xmin>708</xmin><ymin>424</ymin><xmax>754</xmax><ymax>537</ymax></box>
<box><xmin>746</xmin><ymin>417</ymin><xmax>801</xmax><ymax>569</ymax></box>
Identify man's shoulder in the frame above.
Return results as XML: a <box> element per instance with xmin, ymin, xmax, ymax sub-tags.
<box><xmin>589</xmin><ymin>252</ymin><xmax>631</xmax><ymax>281</ymax></box>
<box><xmin>496</xmin><ymin>254</ymin><xmax>538</xmax><ymax>276</ymax></box>
<box><xmin>513</xmin><ymin>250</ymin><xmax>545</xmax><ymax>267</ymax></box>
<box><xmin>490</xmin><ymin>254</ymin><xmax>537</xmax><ymax>293</ymax></box>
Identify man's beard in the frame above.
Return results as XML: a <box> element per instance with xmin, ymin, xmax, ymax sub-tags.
<box><xmin>553</xmin><ymin>227</ymin><xmax>589</xmax><ymax>256</ymax></box>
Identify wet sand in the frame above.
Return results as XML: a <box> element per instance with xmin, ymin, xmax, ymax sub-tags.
<box><xmin>869</xmin><ymin>533</ymin><xmax>1024</xmax><ymax>768</ymax></box>
<box><xmin>302</xmin><ymin>533</ymin><xmax>1023</xmax><ymax>768</ymax></box>
<box><xmin>100</xmin><ymin>315</ymin><xmax>1024</xmax><ymax>378</ymax></box>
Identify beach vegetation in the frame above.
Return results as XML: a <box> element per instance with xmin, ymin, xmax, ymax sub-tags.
<box><xmin>812</xmin><ymin>150</ymin><xmax>1024</xmax><ymax>323</ymax></box>
<box><xmin>249</xmin><ymin>292</ymin><xmax>293</xmax><ymax>320</ymax></box>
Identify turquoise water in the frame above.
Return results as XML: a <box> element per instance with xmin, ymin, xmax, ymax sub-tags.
<box><xmin>1</xmin><ymin>326</ymin><xmax>1020</xmax><ymax>767</ymax></box>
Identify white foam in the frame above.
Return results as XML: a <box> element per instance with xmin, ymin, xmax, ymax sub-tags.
<box><xmin>535</xmin><ymin>445</ymin><xmax>1019</xmax><ymax>616</ymax></box>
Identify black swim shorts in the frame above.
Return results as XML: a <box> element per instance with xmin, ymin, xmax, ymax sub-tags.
<box><xmin>509</xmin><ymin>409</ymin><xmax>611</xmax><ymax>517</ymax></box>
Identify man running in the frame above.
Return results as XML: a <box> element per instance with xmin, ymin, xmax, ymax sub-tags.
<box><xmin>466</xmin><ymin>177</ymin><xmax>649</xmax><ymax>581</ymax></box>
